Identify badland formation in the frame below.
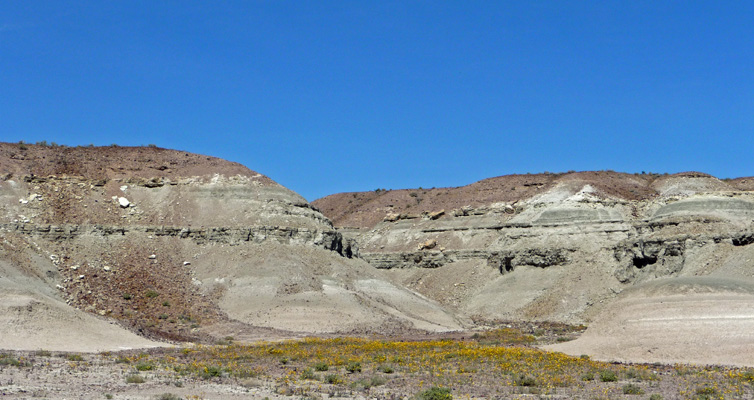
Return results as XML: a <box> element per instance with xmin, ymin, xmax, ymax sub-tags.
<box><xmin>3</xmin><ymin>141</ymin><xmax>754</xmax><ymax>369</ymax></box>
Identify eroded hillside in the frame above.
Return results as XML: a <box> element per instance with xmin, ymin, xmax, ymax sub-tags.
<box><xmin>0</xmin><ymin>143</ymin><xmax>462</xmax><ymax>351</ymax></box>
<box><xmin>315</xmin><ymin>171</ymin><xmax>754</xmax><ymax>364</ymax></box>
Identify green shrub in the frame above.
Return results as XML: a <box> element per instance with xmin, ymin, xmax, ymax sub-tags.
<box><xmin>300</xmin><ymin>368</ymin><xmax>316</xmax><ymax>380</ymax></box>
<box><xmin>126</xmin><ymin>374</ymin><xmax>145</xmax><ymax>384</ymax></box>
<box><xmin>622</xmin><ymin>383</ymin><xmax>643</xmax><ymax>394</ymax></box>
<box><xmin>377</xmin><ymin>364</ymin><xmax>394</xmax><ymax>374</ymax></box>
<box><xmin>0</xmin><ymin>355</ymin><xmax>24</xmax><ymax>367</ymax></box>
<box><xmin>369</xmin><ymin>376</ymin><xmax>386</xmax><ymax>386</ymax></box>
<box><xmin>314</xmin><ymin>361</ymin><xmax>329</xmax><ymax>371</ymax></box>
<box><xmin>346</xmin><ymin>361</ymin><xmax>362</xmax><ymax>373</ymax></box>
<box><xmin>145</xmin><ymin>290</ymin><xmax>159</xmax><ymax>298</ymax></box>
<box><xmin>649</xmin><ymin>395</ymin><xmax>663</xmax><ymax>400</ymax></box>
<box><xmin>417</xmin><ymin>386</ymin><xmax>453</xmax><ymax>400</ymax></box>
<box><xmin>122</xmin><ymin>293</ymin><xmax>132</xmax><ymax>300</ymax></box>
<box><xmin>625</xmin><ymin>368</ymin><xmax>653</xmax><ymax>381</ymax></box>
<box><xmin>35</xmin><ymin>350</ymin><xmax>52</xmax><ymax>357</ymax></box>
<box><xmin>351</xmin><ymin>376</ymin><xmax>386</xmax><ymax>391</ymax></box>
<box><xmin>67</xmin><ymin>354</ymin><xmax>83</xmax><ymax>362</ymax></box>
<box><xmin>513</xmin><ymin>374</ymin><xmax>537</xmax><ymax>387</ymax></box>
<box><xmin>201</xmin><ymin>366</ymin><xmax>223</xmax><ymax>379</ymax></box>
<box><xmin>135</xmin><ymin>362</ymin><xmax>154</xmax><ymax>371</ymax></box>
<box><xmin>695</xmin><ymin>386</ymin><xmax>718</xmax><ymax>399</ymax></box>
<box><xmin>324</xmin><ymin>374</ymin><xmax>342</xmax><ymax>384</ymax></box>
<box><xmin>580</xmin><ymin>371</ymin><xmax>594</xmax><ymax>381</ymax></box>
<box><xmin>599</xmin><ymin>370</ymin><xmax>618</xmax><ymax>382</ymax></box>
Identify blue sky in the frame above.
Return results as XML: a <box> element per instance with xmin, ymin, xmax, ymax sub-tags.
<box><xmin>2</xmin><ymin>2</ymin><xmax>753</xmax><ymax>200</ymax></box>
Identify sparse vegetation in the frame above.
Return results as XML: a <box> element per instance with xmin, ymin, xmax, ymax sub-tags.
<box><xmin>513</xmin><ymin>373</ymin><xmax>537</xmax><ymax>387</ymax></box>
<box><xmin>417</xmin><ymin>386</ymin><xmax>453</xmax><ymax>400</ymax></box>
<box><xmin>153</xmin><ymin>394</ymin><xmax>181</xmax><ymax>400</ymax></box>
<box><xmin>599</xmin><ymin>369</ymin><xmax>618</xmax><ymax>382</ymax></box>
<box><xmin>345</xmin><ymin>361</ymin><xmax>362</xmax><ymax>373</ymax></box>
<box><xmin>1</xmin><ymin>334</ymin><xmax>753</xmax><ymax>398</ymax></box>
<box><xmin>300</xmin><ymin>368</ymin><xmax>316</xmax><ymax>380</ymax></box>
<box><xmin>0</xmin><ymin>353</ymin><xmax>26</xmax><ymax>367</ymax></box>
<box><xmin>126</xmin><ymin>374</ymin><xmax>145</xmax><ymax>384</ymax></box>
<box><xmin>694</xmin><ymin>386</ymin><xmax>718</xmax><ymax>399</ymax></box>
<box><xmin>622</xmin><ymin>383</ymin><xmax>643</xmax><ymax>394</ymax></box>
<box><xmin>135</xmin><ymin>362</ymin><xmax>154</xmax><ymax>371</ymax></box>
<box><xmin>313</xmin><ymin>361</ymin><xmax>329</xmax><ymax>371</ymax></box>
<box><xmin>377</xmin><ymin>364</ymin><xmax>394</xmax><ymax>374</ymax></box>
<box><xmin>201</xmin><ymin>365</ymin><xmax>223</xmax><ymax>379</ymax></box>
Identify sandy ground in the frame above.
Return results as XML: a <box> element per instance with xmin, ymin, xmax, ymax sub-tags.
<box><xmin>0</xmin><ymin>292</ymin><xmax>165</xmax><ymax>352</ymax></box>
<box><xmin>548</xmin><ymin>277</ymin><xmax>754</xmax><ymax>367</ymax></box>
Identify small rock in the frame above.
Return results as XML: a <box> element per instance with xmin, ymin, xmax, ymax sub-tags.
<box><xmin>183</xmin><ymin>261</ymin><xmax>191</xmax><ymax>266</ymax></box>
<box><xmin>118</xmin><ymin>197</ymin><xmax>130</xmax><ymax>208</ymax></box>
<box><xmin>78</xmin><ymin>275</ymin><xmax>85</xmax><ymax>279</ymax></box>
<box><xmin>384</xmin><ymin>213</ymin><xmax>401</xmax><ymax>222</ymax></box>
<box><xmin>70</xmin><ymin>265</ymin><xmax>79</xmax><ymax>271</ymax></box>
<box><xmin>148</xmin><ymin>254</ymin><xmax>157</xmax><ymax>259</ymax></box>
<box><xmin>427</xmin><ymin>209</ymin><xmax>445</xmax><ymax>220</ymax></box>
<box><xmin>103</xmin><ymin>266</ymin><xmax>111</xmax><ymax>272</ymax></box>
<box><xmin>19</xmin><ymin>198</ymin><xmax>28</xmax><ymax>204</ymax></box>
<box><xmin>417</xmin><ymin>239</ymin><xmax>437</xmax><ymax>250</ymax></box>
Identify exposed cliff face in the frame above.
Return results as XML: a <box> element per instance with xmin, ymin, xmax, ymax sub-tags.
<box><xmin>314</xmin><ymin>172</ymin><xmax>754</xmax><ymax>327</ymax></box>
<box><xmin>0</xmin><ymin>143</ymin><xmax>461</xmax><ymax>350</ymax></box>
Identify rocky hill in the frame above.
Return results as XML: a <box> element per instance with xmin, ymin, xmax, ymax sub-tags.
<box><xmin>5</xmin><ymin>143</ymin><xmax>754</xmax><ymax>366</ymax></box>
<box><xmin>0</xmin><ymin>143</ymin><xmax>462</xmax><ymax>351</ymax></box>
<box><xmin>314</xmin><ymin>171</ymin><xmax>754</xmax><ymax>365</ymax></box>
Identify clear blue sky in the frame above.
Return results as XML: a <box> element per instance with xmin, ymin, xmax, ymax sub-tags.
<box><xmin>2</xmin><ymin>2</ymin><xmax>753</xmax><ymax>200</ymax></box>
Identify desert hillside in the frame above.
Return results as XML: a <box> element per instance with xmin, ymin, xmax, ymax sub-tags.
<box><xmin>4</xmin><ymin>142</ymin><xmax>754</xmax><ymax>367</ymax></box>
<box><xmin>315</xmin><ymin>170</ymin><xmax>754</xmax><ymax>365</ymax></box>
<box><xmin>0</xmin><ymin>142</ymin><xmax>462</xmax><ymax>351</ymax></box>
